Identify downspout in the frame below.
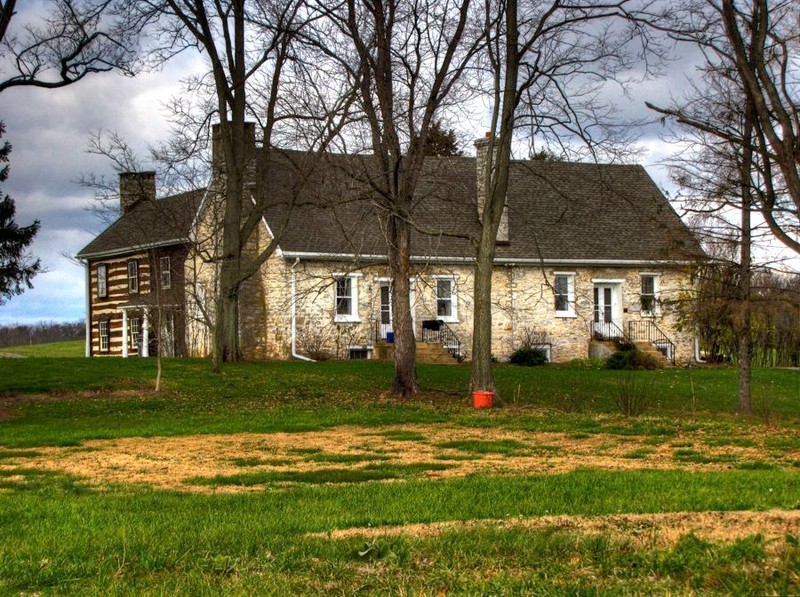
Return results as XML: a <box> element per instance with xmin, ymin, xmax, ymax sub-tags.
<box><xmin>694</xmin><ymin>336</ymin><xmax>706</xmax><ymax>363</ymax></box>
<box><xmin>83</xmin><ymin>260</ymin><xmax>91</xmax><ymax>357</ymax></box>
<box><xmin>291</xmin><ymin>258</ymin><xmax>315</xmax><ymax>362</ymax></box>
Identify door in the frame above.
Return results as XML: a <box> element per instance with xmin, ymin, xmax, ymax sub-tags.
<box><xmin>593</xmin><ymin>284</ymin><xmax>620</xmax><ymax>339</ymax></box>
<box><xmin>379</xmin><ymin>282</ymin><xmax>392</xmax><ymax>340</ymax></box>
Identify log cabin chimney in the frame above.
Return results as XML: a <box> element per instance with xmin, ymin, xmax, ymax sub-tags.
<box><xmin>119</xmin><ymin>171</ymin><xmax>157</xmax><ymax>215</ymax></box>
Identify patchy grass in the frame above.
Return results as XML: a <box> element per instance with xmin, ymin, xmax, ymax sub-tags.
<box><xmin>0</xmin><ymin>357</ymin><xmax>797</xmax><ymax>593</ymax></box>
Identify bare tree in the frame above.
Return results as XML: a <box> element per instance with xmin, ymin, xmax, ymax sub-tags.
<box><xmin>0</xmin><ymin>0</ymin><xmax>134</xmax><ymax>92</ymax></box>
<box><xmin>471</xmin><ymin>0</ymin><xmax>661</xmax><ymax>393</ymax></box>
<box><xmin>124</xmin><ymin>0</ymin><xmax>352</xmax><ymax>372</ymax></box>
<box><xmin>647</xmin><ymin>0</ymin><xmax>798</xmax><ymax>413</ymax></box>
<box><xmin>647</xmin><ymin>0</ymin><xmax>799</xmax><ymax>255</ymax></box>
<box><xmin>320</xmin><ymin>0</ymin><xmax>483</xmax><ymax>395</ymax></box>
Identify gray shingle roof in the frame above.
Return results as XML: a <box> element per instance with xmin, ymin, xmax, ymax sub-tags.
<box><xmin>76</xmin><ymin>189</ymin><xmax>205</xmax><ymax>259</ymax></box>
<box><xmin>265</xmin><ymin>151</ymin><xmax>700</xmax><ymax>263</ymax></box>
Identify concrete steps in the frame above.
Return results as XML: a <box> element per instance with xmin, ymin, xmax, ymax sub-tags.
<box><xmin>373</xmin><ymin>341</ymin><xmax>460</xmax><ymax>365</ymax></box>
<box><xmin>633</xmin><ymin>341</ymin><xmax>673</xmax><ymax>367</ymax></box>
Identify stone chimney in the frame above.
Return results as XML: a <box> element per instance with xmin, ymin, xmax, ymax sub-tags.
<box><xmin>211</xmin><ymin>121</ymin><xmax>257</xmax><ymax>179</ymax></box>
<box><xmin>119</xmin><ymin>171</ymin><xmax>157</xmax><ymax>215</ymax></box>
<box><xmin>474</xmin><ymin>133</ymin><xmax>509</xmax><ymax>244</ymax></box>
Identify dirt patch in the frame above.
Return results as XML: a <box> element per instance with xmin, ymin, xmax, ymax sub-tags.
<box><xmin>315</xmin><ymin>509</ymin><xmax>800</xmax><ymax>548</ymax></box>
<box><xmin>2</xmin><ymin>423</ymin><xmax>795</xmax><ymax>493</ymax></box>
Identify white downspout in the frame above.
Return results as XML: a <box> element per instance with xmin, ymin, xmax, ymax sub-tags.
<box><xmin>291</xmin><ymin>258</ymin><xmax>315</xmax><ymax>362</ymax></box>
<box><xmin>84</xmin><ymin>260</ymin><xmax>91</xmax><ymax>357</ymax></box>
<box><xmin>694</xmin><ymin>336</ymin><xmax>706</xmax><ymax>363</ymax></box>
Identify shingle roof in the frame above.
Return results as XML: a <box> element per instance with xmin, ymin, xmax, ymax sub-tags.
<box><xmin>265</xmin><ymin>151</ymin><xmax>700</xmax><ymax>263</ymax></box>
<box><xmin>76</xmin><ymin>189</ymin><xmax>205</xmax><ymax>259</ymax></box>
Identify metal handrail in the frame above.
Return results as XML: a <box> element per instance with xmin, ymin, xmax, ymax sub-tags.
<box><xmin>422</xmin><ymin>320</ymin><xmax>462</xmax><ymax>361</ymax></box>
<box><xmin>592</xmin><ymin>321</ymin><xmax>627</xmax><ymax>343</ymax></box>
<box><xmin>627</xmin><ymin>320</ymin><xmax>676</xmax><ymax>365</ymax></box>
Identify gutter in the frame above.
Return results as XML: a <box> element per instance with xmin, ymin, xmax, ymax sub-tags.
<box><xmin>280</xmin><ymin>251</ymin><xmax>693</xmax><ymax>267</ymax></box>
<box><xmin>290</xmin><ymin>257</ymin><xmax>315</xmax><ymax>362</ymax></box>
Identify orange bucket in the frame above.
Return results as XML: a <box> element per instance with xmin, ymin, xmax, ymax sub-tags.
<box><xmin>472</xmin><ymin>390</ymin><xmax>494</xmax><ymax>409</ymax></box>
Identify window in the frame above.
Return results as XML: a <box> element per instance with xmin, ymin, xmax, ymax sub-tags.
<box><xmin>435</xmin><ymin>277</ymin><xmax>457</xmax><ymax>322</ymax></box>
<box><xmin>554</xmin><ymin>273</ymin><xmax>576</xmax><ymax>317</ymax></box>
<box><xmin>160</xmin><ymin>257</ymin><xmax>171</xmax><ymax>290</ymax></box>
<box><xmin>99</xmin><ymin>320</ymin><xmax>110</xmax><ymax>352</ymax></box>
<box><xmin>334</xmin><ymin>274</ymin><xmax>359</xmax><ymax>322</ymax></box>
<box><xmin>640</xmin><ymin>274</ymin><xmax>658</xmax><ymax>316</ymax></box>
<box><xmin>130</xmin><ymin>317</ymin><xmax>141</xmax><ymax>351</ymax></box>
<box><xmin>97</xmin><ymin>264</ymin><xmax>108</xmax><ymax>298</ymax></box>
<box><xmin>127</xmin><ymin>260</ymin><xmax>139</xmax><ymax>294</ymax></box>
<box><xmin>349</xmin><ymin>347</ymin><xmax>371</xmax><ymax>360</ymax></box>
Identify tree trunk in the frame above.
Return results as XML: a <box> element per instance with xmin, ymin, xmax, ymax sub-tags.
<box><xmin>388</xmin><ymin>212</ymin><xmax>418</xmax><ymax>396</ymax></box>
<box><xmin>470</xmin><ymin>231</ymin><xmax>496</xmax><ymax>392</ymax></box>
<box><xmin>737</xmin><ymin>97</ymin><xmax>755</xmax><ymax>415</ymax></box>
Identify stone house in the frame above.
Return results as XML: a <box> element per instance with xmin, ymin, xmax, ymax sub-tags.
<box><xmin>79</xmin><ymin>133</ymin><xmax>701</xmax><ymax>364</ymax></box>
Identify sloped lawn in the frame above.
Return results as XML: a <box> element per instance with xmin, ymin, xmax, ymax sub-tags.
<box><xmin>0</xmin><ymin>358</ymin><xmax>798</xmax><ymax>594</ymax></box>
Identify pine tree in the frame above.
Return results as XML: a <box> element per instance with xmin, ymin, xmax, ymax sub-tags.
<box><xmin>0</xmin><ymin>121</ymin><xmax>40</xmax><ymax>303</ymax></box>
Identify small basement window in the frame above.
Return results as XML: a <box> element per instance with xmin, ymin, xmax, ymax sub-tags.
<box><xmin>349</xmin><ymin>347</ymin><xmax>371</xmax><ymax>360</ymax></box>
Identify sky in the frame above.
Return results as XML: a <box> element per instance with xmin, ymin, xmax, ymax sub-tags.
<box><xmin>0</xmin><ymin>8</ymin><xmax>794</xmax><ymax>326</ymax></box>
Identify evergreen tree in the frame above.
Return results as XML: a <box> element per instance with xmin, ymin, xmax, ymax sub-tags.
<box><xmin>0</xmin><ymin>122</ymin><xmax>40</xmax><ymax>303</ymax></box>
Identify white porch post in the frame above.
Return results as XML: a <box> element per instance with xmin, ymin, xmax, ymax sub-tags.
<box><xmin>142</xmin><ymin>309</ymin><xmax>150</xmax><ymax>357</ymax></box>
<box><xmin>121</xmin><ymin>309</ymin><xmax>129</xmax><ymax>358</ymax></box>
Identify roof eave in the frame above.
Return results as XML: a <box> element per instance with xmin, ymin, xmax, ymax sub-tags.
<box><xmin>76</xmin><ymin>237</ymin><xmax>192</xmax><ymax>260</ymax></box>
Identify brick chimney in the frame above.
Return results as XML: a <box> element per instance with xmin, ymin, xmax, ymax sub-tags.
<box><xmin>119</xmin><ymin>171</ymin><xmax>157</xmax><ymax>215</ymax></box>
<box><xmin>474</xmin><ymin>133</ymin><xmax>509</xmax><ymax>243</ymax></box>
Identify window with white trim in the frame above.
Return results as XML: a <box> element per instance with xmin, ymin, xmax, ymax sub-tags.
<box><xmin>334</xmin><ymin>274</ymin><xmax>359</xmax><ymax>322</ymax></box>
<box><xmin>640</xmin><ymin>274</ymin><xmax>659</xmax><ymax>316</ymax></box>
<box><xmin>97</xmin><ymin>264</ymin><xmax>108</xmax><ymax>298</ymax></box>
<box><xmin>99</xmin><ymin>320</ymin><xmax>110</xmax><ymax>352</ymax></box>
<box><xmin>554</xmin><ymin>273</ymin><xmax>575</xmax><ymax>317</ymax></box>
<box><xmin>160</xmin><ymin>256</ymin><xmax>171</xmax><ymax>290</ymax></box>
<box><xmin>127</xmin><ymin>260</ymin><xmax>139</xmax><ymax>294</ymax></box>
<box><xmin>434</xmin><ymin>277</ymin><xmax>458</xmax><ymax>322</ymax></box>
<box><xmin>130</xmin><ymin>317</ymin><xmax>141</xmax><ymax>351</ymax></box>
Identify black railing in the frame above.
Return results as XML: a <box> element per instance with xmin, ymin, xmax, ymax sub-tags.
<box><xmin>422</xmin><ymin>319</ymin><xmax>462</xmax><ymax>361</ymax></box>
<box><xmin>592</xmin><ymin>321</ymin><xmax>627</xmax><ymax>343</ymax></box>
<box><xmin>628</xmin><ymin>320</ymin><xmax>676</xmax><ymax>365</ymax></box>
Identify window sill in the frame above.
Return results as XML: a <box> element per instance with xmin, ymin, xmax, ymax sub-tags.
<box><xmin>438</xmin><ymin>317</ymin><xmax>459</xmax><ymax>324</ymax></box>
<box><xmin>334</xmin><ymin>316</ymin><xmax>361</xmax><ymax>324</ymax></box>
<box><xmin>555</xmin><ymin>312</ymin><xmax>576</xmax><ymax>318</ymax></box>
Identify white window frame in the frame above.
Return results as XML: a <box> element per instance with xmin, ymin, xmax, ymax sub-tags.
<box><xmin>97</xmin><ymin>264</ymin><xmax>108</xmax><ymax>299</ymax></box>
<box><xmin>640</xmin><ymin>273</ymin><xmax>660</xmax><ymax>317</ymax></box>
<box><xmin>554</xmin><ymin>272</ymin><xmax>576</xmax><ymax>318</ymax></box>
<box><xmin>433</xmin><ymin>275</ymin><xmax>458</xmax><ymax>323</ymax></box>
<box><xmin>130</xmin><ymin>317</ymin><xmax>141</xmax><ymax>351</ymax></box>
<box><xmin>160</xmin><ymin>256</ymin><xmax>171</xmax><ymax>290</ymax></box>
<box><xmin>333</xmin><ymin>273</ymin><xmax>361</xmax><ymax>323</ymax></box>
<box><xmin>99</xmin><ymin>320</ymin><xmax>110</xmax><ymax>352</ymax></box>
<box><xmin>127</xmin><ymin>260</ymin><xmax>139</xmax><ymax>294</ymax></box>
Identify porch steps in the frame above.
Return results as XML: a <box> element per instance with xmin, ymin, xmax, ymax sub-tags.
<box><xmin>373</xmin><ymin>341</ymin><xmax>460</xmax><ymax>365</ymax></box>
<box><xmin>633</xmin><ymin>341</ymin><xmax>674</xmax><ymax>367</ymax></box>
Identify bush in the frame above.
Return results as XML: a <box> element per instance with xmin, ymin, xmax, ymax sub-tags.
<box><xmin>509</xmin><ymin>347</ymin><xmax>549</xmax><ymax>366</ymax></box>
<box><xmin>611</xmin><ymin>374</ymin><xmax>652</xmax><ymax>417</ymax></box>
<box><xmin>606</xmin><ymin>349</ymin><xmax>663</xmax><ymax>370</ymax></box>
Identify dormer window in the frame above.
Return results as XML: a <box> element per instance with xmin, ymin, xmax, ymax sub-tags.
<box><xmin>128</xmin><ymin>260</ymin><xmax>139</xmax><ymax>294</ymax></box>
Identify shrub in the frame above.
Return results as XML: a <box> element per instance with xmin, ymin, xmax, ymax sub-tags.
<box><xmin>606</xmin><ymin>349</ymin><xmax>663</xmax><ymax>370</ymax></box>
<box><xmin>611</xmin><ymin>374</ymin><xmax>652</xmax><ymax>417</ymax></box>
<box><xmin>509</xmin><ymin>347</ymin><xmax>549</xmax><ymax>366</ymax></box>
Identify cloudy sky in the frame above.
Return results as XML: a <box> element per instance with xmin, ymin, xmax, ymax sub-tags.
<box><xmin>0</xmin><ymin>6</ymin><xmax>791</xmax><ymax>326</ymax></box>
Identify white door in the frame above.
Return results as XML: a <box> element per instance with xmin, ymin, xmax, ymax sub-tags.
<box><xmin>379</xmin><ymin>282</ymin><xmax>392</xmax><ymax>340</ymax></box>
<box><xmin>594</xmin><ymin>284</ymin><xmax>621</xmax><ymax>338</ymax></box>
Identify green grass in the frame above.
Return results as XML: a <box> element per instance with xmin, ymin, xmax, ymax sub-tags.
<box><xmin>0</xmin><ymin>339</ymin><xmax>84</xmax><ymax>357</ymax></box>
<box><xmin>0</xmin><ymin>357</ymin><xmax>798</xmax><ymax>593</ymax></box>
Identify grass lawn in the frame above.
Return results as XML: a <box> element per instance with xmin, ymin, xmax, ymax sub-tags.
<box><xmin>0</xmin><ymin>339</ymin><xmax>84</xmax><ymax>358</ymax></box>
<box><xmin>0</xmin><ymin>357</ymin><xmax>798</xmax><ymax>594</ymax></box>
